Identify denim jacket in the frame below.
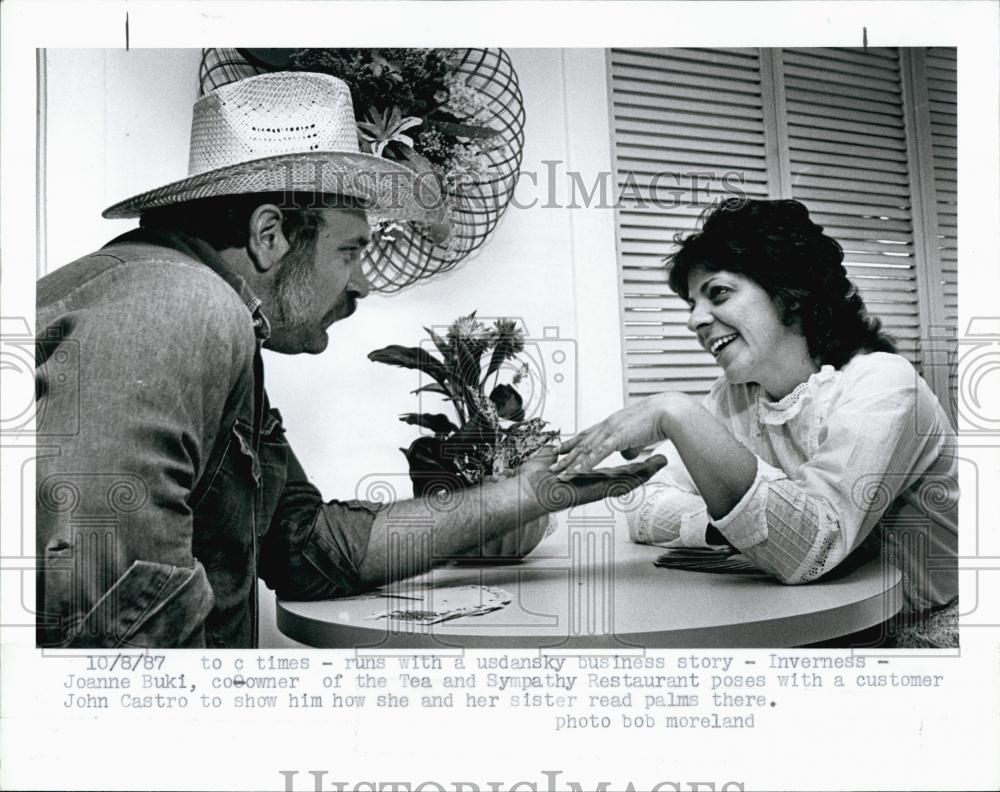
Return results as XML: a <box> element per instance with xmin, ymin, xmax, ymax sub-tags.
<box><xmin>36</xmin><ymin>229</ymin><xmax>380</xmax><ymax>648</ymax></box>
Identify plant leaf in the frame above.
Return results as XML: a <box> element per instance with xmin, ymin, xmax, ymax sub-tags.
<box><xmin>426</xmin><ymin>119</ymin><xmax>500</xmax><ymax>139</ymax></box>
<box><xmin>447</xmin><ymin>414</ymin><xmax>497</xmax><ymax>455</ymax></box>
<box><xmin>452</xmin><ymin>340</ymin><xmax>482</xmax><ymax>389</ymax></box>
<box><xmin>410</xmin><ymin>382</ymin><xmax>450</xmax><ymax>396</ymax></box>
<box><xmin>492</xmin><ymin>418</ymin><xmax>561</xmax><ymax>473</ymax></box>
<box><xmin>482</xmin><ymin>345</ymin><xmax>509</xmax><ymax>385</ymax></box>
<box><xmin>400</xmin><ymin>436</ymin><xmax>465</xmax><ymax>498</ymax></box>
<box><xmin>399</xmin><ymin>413</ymin><xmax>459</xmax><ymax>435</ymax></box>
<box><xmin>395</xmin><ymin>116</ymin><xmax>423</xmax><ymax>133</ymax></box>
<box><xmin>489</xmin><ymin>384</ymin><xmax>525</xmax><ymax>422</ymax></box>
<box><xmin>369</xmin><ymin>345</ymin><xmax>450</xmax><ymax>389</ymax></box>
<box><xmin>424</xmin><ymin>326</ymin><xmax>452</xmax><ymax>364</ymax></box>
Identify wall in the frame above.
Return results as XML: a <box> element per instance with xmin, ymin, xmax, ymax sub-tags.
<box><xmin>42</xmin><ymin>48</ymin><xmax>626</xmax><ymax>647</ymax></box>
<box><xmin>44</xmin><ymin>49</ymin><xmax>201</xmax><ymax>267</ymax></box>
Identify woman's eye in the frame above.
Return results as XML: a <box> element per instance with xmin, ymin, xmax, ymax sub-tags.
<box><xmin>708</xmin><ymin>285</ymin><xmax>730</xmax><ymax>301</ymax></box>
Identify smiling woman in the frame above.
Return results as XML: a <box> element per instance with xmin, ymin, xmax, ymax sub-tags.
<box><xmin>553</xmin><ymin>198</ymin><xmax>958</xmax><ymax>647</ymax></box>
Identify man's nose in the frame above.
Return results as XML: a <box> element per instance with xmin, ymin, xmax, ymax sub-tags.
<box><xmin>349</xmin><ymin>260</ymin><xmax>371</xmax><ymax>299</ymax></box>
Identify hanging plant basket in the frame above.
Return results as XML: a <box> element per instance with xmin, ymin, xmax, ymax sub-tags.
<box><xmin>199</xmin><ymin>48</ymin><xmax>525</xmax><ymax>293</ymax></box>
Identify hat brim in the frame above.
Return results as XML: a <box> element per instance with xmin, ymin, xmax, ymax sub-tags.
<box><xmin>102</xmin><ymin>151</ymin><xmax>446</xmax><ymax>221</ymax></box>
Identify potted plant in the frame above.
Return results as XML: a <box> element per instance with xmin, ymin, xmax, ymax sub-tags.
<box><xmin>369</xmin><ymin>312</ymin><xmax>559</xmax><ymax>558</ymax></box>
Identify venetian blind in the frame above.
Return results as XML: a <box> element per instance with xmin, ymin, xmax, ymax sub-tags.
<box><xmin>610</xmin><ymin>48</ymin><xmax>769</xmax><ymax>399</ymax></box>
<box><xmin>783</xmin><ymin>47</ymin><xmax>922</xmax><ymax>368</ymax></box>
<box><xmin>925</xmin><ymin>47</ymin><xmax>958</xmax><ymax>413</ymax></box>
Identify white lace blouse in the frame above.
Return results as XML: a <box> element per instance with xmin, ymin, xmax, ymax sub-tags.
<box><xmin>626</xmin><ymin>352</ymin><xmax>958</xmax><ymax>613</ymax></box>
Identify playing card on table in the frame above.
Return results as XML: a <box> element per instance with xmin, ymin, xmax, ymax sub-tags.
<box><xmin>654</xmin><ymin>546</ymin><xmax>760</xmax><ymax>574</ymax></box>
<box><xmin>368</xmin><ymin>585</ymin><xmax>512</xmax><ymax>624</ymax></box>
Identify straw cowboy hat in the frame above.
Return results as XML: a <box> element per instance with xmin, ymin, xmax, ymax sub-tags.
<box><xmin>103</xmin><ymin>71</ymin><xmax>444</xmax><ymax>221</ymax></box>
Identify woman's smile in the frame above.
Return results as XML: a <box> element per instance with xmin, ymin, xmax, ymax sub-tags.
<box><xmin>708</xmin><ymin>332</ymin><xmax>740</xmax><ymax>357</ymax></box>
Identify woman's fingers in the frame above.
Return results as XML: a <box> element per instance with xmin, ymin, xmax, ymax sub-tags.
<box><xmin>550</xmin><ymin>396</ymin><xmax>669</xmax><ymax>479</ymax></box>
<box><xmin>555</xmin><ymin>430</ymin><xmax>618</xmax><ymax>480</ymax></box>
<box><xmin>556</xmin><ymin>422</ymin><xmax>600</xmax><ymax>455</ymax></box>
<box><xmin>550</xmin><ymin>432</ymin><xmax>593</xmax><ymax>472</ymax></box>
<box><xmin>556</xmin><ymin>433</ymin><xmax>583</xmax><ymax>455</ymax></box>
<box><xmin>558</xmin><ymin>432</ymin><xmax>603</xmax><ymax>475</ymax></box>
<box><xmin>548</xmin><ymin>445</ymin><xmax>582</xmax><ymax>475</ymax></box>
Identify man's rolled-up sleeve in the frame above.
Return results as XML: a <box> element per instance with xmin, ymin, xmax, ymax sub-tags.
<box><xmin>258</xmin><ymin>445</ymin><xmax>385</xmax><ymax>600</ymax></box>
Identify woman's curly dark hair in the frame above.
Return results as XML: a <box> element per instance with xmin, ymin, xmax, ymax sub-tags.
<box><xmin>666</xmin><ymin>197</ymin><xmax>896</xmax><ymax>368</ymax></box>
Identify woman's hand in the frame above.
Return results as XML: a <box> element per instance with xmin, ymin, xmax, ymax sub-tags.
<box><xmin>549</xmin><ymin>392</ymin><xmax>695</xmax><ymax>480</ymax></box>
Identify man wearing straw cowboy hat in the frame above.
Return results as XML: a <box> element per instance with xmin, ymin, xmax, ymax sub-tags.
<box><xmin>35</xmin><ymin>71</ymin><xmax>665</xmax><ymax>648</ymax></box>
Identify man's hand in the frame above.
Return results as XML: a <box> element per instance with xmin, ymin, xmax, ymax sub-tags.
<box><xmin>518</xmin><ymin>445</ymin><xmax>668</xmax><ymax>515</ymax></box>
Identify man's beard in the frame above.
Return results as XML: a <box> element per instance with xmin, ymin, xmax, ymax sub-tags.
<box><xmin>273</xmin><ymin>244</ymin><xmax>317</xmax><ymax>324</ymax></box>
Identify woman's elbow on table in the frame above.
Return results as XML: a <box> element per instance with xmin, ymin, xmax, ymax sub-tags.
<box><xmin>738</xmin><ymin>518</ymin><xmax>851</xmax><ymax>587</ymax></box>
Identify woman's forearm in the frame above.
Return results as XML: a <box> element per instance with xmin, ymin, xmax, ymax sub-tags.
<box><xmin>658</xmin><ymin>395</ymin><xmax>758</xmax><ymax>520</ymax></box>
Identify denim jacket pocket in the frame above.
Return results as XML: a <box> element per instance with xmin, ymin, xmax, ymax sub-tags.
<box><xmin>192</xmin><ymin>420</ymin><xmax>260</xmax><ymax>572</ymax></box>
<box><xmin>258</xmin><ymin>408</ymin><xmax>289</xmax><ymax>536</ymax></box>
<box><xmin>232</xmin><ymin>419</ymin><xmax>261</xmax><ymax>486</ymax></box>
<box><xmin>63</xmin><ymin>559</ymin><xmax>214</xmax><ymax>648</ymax></box>
<box><xmin>36</xmin><ymin>541</ymin><xmax>76</xmax><ymax>646</ymax></box>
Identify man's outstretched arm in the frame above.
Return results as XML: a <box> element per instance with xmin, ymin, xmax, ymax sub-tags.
<box><xmin>356</xmin><ymin>447</ymin><xmax>667</xmax><ymax>587</ymax></box>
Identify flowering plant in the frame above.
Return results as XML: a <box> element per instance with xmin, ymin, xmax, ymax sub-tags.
<box><xmin>369</xmin><ymin>313</ymin><xmax>560</xmax><ymax>497</ymax></box>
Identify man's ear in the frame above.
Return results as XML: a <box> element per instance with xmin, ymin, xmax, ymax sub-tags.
<box><xmin>246</xmin><ymin>204</ymin><xmax>290</xmax><ymax>272</ymax></box>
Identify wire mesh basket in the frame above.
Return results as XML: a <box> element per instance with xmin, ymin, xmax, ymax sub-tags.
<box><xmin>199</xmin><ymin>48</ymin><xmax>525</xmax><ymax>293</ymax></box>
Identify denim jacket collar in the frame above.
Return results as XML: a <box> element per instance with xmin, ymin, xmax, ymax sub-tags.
<box><xmin>104</xmin><ymin>228</ymin><xmax>272</xmax><ymax>341</ymax></box>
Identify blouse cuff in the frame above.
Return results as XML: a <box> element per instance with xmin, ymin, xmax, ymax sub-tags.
<box><xmin>677</xmin><ymin>508</ymin><xmax>715</xmax><ymax>547</ymax></box>
<box><xmin>627</xmin><ymin>484</ymin><xmax>710</xmax><ymax>547</ymax></box>
<box><xmin>710</xmin><ymin>458</ymin><xmax>786</xmax><ymax>548</ymax></box>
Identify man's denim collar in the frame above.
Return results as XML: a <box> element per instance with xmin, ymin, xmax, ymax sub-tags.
<box><xmin>104</xmin><ymin>227</ymin><xmax>272</xmax><ymax>341</ymax></box>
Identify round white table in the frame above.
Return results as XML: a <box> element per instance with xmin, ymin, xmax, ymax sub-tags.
<box><xmin>278</xmin><ymin>532</ymin><xmax>902</xmax><ymax>648</ymax></box>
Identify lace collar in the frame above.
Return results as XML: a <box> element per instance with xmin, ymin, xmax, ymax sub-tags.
<box><xmin>757</xmin><ymin>365</ymin><xmax>837</xmax><ymax>424</ymax></box>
